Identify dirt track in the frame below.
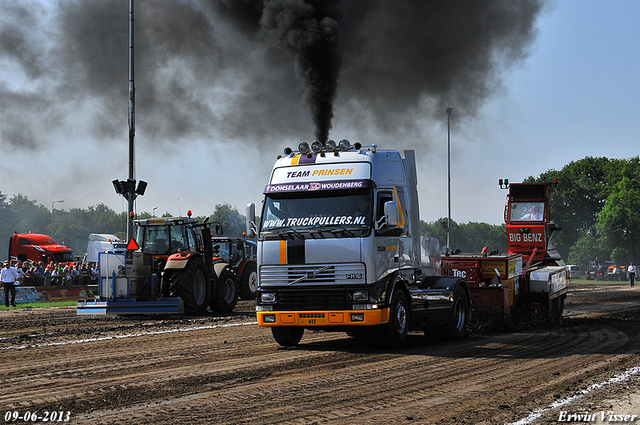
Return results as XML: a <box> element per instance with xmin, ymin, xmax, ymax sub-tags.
<box><xmin>1</xmin><ymin>283</ymin><xmax>639</xmax><ymax>424</ymax></box>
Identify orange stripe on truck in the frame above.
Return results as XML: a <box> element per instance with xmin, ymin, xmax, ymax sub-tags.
<box><xmin>279</xmin><ymin>240</ymin><xmax>287</xmax><ymax>264</ymax></box>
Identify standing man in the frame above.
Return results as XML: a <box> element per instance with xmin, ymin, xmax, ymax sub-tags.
<box><xmin>1</xmin><ymin>261</ymin><xmax>19</xmax><ymax>307</ymax></box>
<box><xmin>628</xmin><ymin>262</ymin><xmax>636</xmax><ymax>288</ymax></box>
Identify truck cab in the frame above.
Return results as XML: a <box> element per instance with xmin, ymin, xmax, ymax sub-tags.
<box><xmin>8</xmin><ymin>232</ymin><xmax>74</xmax><ymax>264</ymax></box>
<box><xmin>247</xmin><ymin>140</ymin><xmax>469</xmax><ymax>346</ymax></box>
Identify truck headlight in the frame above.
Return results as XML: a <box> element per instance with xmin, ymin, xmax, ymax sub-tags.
<box><xmin>260</xmin><ymin>292</ymin><xmax>276</xmax><ymax>304</ymax></box>
<box><xmin>351</xmin><ymin>313</ymin><xmax>365</xmax><ymax>322</ymax></box>
<box><xmin>351</xmin><ymin>290</ymin><xmax>368</xmax><ymax>301</ymax></box>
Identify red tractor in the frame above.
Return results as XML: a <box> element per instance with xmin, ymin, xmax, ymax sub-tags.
<box><xmin>211</xmin><ymin>237</ymin><xmax>258</xmax><ymax>300</ymax></box>
<box><xmin>441</xmin><ymin>179</ymin><xmax>569</xmax><ymax>320</ymax></box>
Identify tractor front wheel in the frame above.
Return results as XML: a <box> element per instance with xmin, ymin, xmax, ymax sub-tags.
<box><xmin>239</xmin><ymin>261</ymin><xmax>258</xmax><ymax>300</ymax></box>
<box><xmin>210</xmin><ymin>269</ymin><xmax>239</xmax><ymax>313</ymax></box>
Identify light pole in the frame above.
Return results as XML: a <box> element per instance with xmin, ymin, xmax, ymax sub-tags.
<box><xmin>51</xmin><ymin>200</ymin><xmax>64</xmax><ymax>240</ymax></box>
<box><xmin>446</xmin><ymin>107</ymin><xmax>453</xmax><ymax>254</ymax></box>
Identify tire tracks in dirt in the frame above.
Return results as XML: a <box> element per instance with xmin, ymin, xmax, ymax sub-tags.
<box><xmin>1</xmin><ymin>286</ymin><xmax>639</xmax><ymax>424</ymax></box>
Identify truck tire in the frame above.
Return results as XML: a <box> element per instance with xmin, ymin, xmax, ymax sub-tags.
<box><xmin>271</xmin><ymin>327</ymin><xmax>304</xmax><ymax>346</ymax></box>
<box><xmin>210</xmin><ymin>269</ymin><xmax>239</xmax><ymax>313</ymax></box>
<box><xmin>430</xmin><ymin>286</ymin><xmax>469</xmax><ymax>341</ymax></box>
<box><xmin>238</xmin><ymin>261</ymin><xmax>258</xmax><ymax>300</ymax></box>
<box><xmin>548</xmin><ymin>294</ymin><xmax>565</xmax><ymax>322</ymax></box>
<box><xmin>167</xmin><ymin>257</ymin><xmax>210</xmax><ymax>316</ymax></box>
<box><xmin>381</xmin><ymin>289</ymin><xmax>409</xmax><ymax>347</ymax></box>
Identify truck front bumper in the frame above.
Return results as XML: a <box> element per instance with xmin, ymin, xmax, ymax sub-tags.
<box><xmin>257</xmin><ymin>308</ymin><xmax>390</xmax><ymax>327</ymax></box>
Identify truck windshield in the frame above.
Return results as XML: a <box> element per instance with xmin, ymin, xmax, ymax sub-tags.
<box><xmin>510</xmin><ymin>201</ymin><xmax>545</xmax><ymax>222</ymax></box>
<box><xmin>261</xmin><ymin>190</ymin><xmax>372</xmax><ymax>239</ymax></box>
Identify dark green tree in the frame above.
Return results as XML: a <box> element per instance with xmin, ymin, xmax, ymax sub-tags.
<box><xmin>421</xmin><ymin>218</ymin><xmax>506</xmax><ymax>254</ymax></box>
<box><xmin>9</xmin><ymin>194</ymin><xmax>51</xmax><ymax>236</ymax></box>
<box><xmin>567</xmin><ymin>233</ymin><xmax>608</xmax><ymax>269</ymax></box>
<box><xmin>529</xmin><ymin>157</ymin><xmax>620</xmax><ymax>261</ymax></box>
<box><xmin>597</xmin><ymin>174</ymin><xmax>640</xmax><ymax>264</ymax></box>
<box><xmin>209</xmin><ymin>204</ymin><xmax>246</xmax><ymax>238</ymax></box>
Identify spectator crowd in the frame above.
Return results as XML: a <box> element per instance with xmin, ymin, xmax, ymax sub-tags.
<box><xmin>5</xmin><ymin>260</ymin><xmax>98</xmax><ymax>286</ymax></box>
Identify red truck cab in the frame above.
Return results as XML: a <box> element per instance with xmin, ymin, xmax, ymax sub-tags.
<box><xmin>8</xmin><ymin>232</ymin><xmax>74</xmax><ymax>264</ymax></box>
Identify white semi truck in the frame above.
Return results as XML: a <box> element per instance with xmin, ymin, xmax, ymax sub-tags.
<box><xmin>246</xmin><ymin>139</ymin><xmax>470</xmax><ymax>346</ymax></box>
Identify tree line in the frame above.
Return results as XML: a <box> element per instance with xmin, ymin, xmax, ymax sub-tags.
<box><xmin>429</xmin><ymin>156</ymin><xmax>639</xmax><ymax>269</ymax></box>
<box><xmin>0</xmin><ymin>194</ymin><xmax>247</xmax><ymax>259</ymax></box>
<box><xmin>2</xmin><ymin>155</ymin><xmax>638</xmax><ymax>269</ymax></box>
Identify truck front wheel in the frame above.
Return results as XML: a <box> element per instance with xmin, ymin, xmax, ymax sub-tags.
<box><xmin>381</xmin><ymin>289</ymin><xmax>408</xmax><ymax>347</ymax></box>
<box><xmin>168</xmin><ymin>257</ymin><xmax>210</xmax><ymax>315</ymax></box>
<box><xmin>271</xmin><ymin>327</ymin><xmax>304</xmax><ymax>346</ymax></box>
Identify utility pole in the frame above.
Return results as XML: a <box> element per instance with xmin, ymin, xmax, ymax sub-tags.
<box><xmin>446</xmin><ymin>107</ymin><xmax>453</xmax><ymax>254</ymax></box>
<box><xmin>51</xmin><ymin>200</ymin><xmax>64</xmax><ymax>240</ymax></box>
<box><xmin>113</xmin><ymin>0</ymin><xmax>146</xmax><ymax>241</ymax></box>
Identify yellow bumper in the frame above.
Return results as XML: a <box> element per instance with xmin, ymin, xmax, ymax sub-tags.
<box><xmin>257</xmin><ymin>308</ymin><xmax>390</xmax><ymax>327</ymax></box>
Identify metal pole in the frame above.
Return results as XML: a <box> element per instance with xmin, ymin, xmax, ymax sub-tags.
<box><xmin>51</xmin><ymin>200</ymin><xmax>64</xmax><ymax>239</ymax></box>
<box><xmin>446</xmin><ymin>107</ymin><xmax>453</xmax><ymax>253</ymax></box>
<box><xmin>127</xmin><ymin>0</ymin><xmax>135</xmax><ymax>241</ymax></box>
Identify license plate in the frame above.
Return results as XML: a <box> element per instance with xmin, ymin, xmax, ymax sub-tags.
<box><xmin>299</xmin><ymin>318</ymin><xmax>325</xmax><ymax>325</ymax></box>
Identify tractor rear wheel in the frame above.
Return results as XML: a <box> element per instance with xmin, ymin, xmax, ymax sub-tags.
<box><xmin>239</xmin><ymin>261</ymin><xmax>258</xmax><ymax>300</ymax></box>
<box><xmin>168</xmin><ymin>256</ymin><xmax>210</xmax><ymax>315</ymax></box>
<box><xmin>210</xmin><ymin>269</ymin><xmax>239</xmax><ymax>313</ymax></box>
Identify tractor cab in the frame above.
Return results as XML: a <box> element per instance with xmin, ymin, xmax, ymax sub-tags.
<box><xmin>501</xmin><ymin>179</ymin><xmax>564</xmax><ymax>267</ymax></box>
<box><xmin>135</xmin><ymin>217</ymin><xmax>201</xmax><ymax>257</ymax></box>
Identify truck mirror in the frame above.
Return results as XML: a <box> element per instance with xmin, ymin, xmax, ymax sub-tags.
<box><xmin>384</xmin><ymin>201</ymin><xmax>399</xmax><ymax>227</ymax></box>
<box><xmin>246</xmin><ymin>203</ymin><xmax>257</xmax><ymax>239</ymax></box>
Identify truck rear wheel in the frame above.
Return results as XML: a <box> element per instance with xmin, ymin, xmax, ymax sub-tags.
<box><xmin>168</xmin><ymin>257</ymin><xmax>210</xmax><ymax>316</ymax></box>
<box><xmin>238</xmin><ymin>261</ymin><xmax>258</xmax><ymax>300</ymax></box>
<box><xmin>430</xmin><ymin>286</ymin><xmax>469</xmax><ymax>340</ymax></box>
<box><xmin>271</xmin><ymin>327</ymin><xmax>304</xmax><ymax>346</ymax></box>
<box><xmin>210</xmin><ymin>269</ymin><xmax>239</xmax><ymax>313</ymax></box>
<box><xmin>381</xmin><ymin>288</ymin><xmax>408</xmax><ymax>347</ymax></box>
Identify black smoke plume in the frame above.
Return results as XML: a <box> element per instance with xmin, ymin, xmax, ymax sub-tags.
<box><xmin>0</xmin><ymin>0</ymin><xmax>544</xmax><ymax>149</ymax></box>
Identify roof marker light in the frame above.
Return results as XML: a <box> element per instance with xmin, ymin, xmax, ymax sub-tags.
<box><xmin>311</xmin><ymin>140</ymin><xmax>323</xmax><ymax>153</ymax></box>
<box><xmin>339</xmin><ymin>139</ymin><xmax>350</xmax><ymax>151</ymax></box>
<box><xmin>298</xmin><ymin>141</ymin><xmax>310</xmax><ymax>154</ymax></box>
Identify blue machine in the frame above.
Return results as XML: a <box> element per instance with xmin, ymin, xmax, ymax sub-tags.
<box><xmin>77</xmin><ymin>251</ymin><xmax>183</xmax><ymax>315</ymax></box>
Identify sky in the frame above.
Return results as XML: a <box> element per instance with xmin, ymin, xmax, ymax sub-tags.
<box><xmin>0</xmin><ymin>0</ymin><xmax>638</xmax><ymax>228</ymax></box>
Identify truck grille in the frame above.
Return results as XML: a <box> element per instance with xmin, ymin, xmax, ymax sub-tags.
<box><xmin>259</xmin><ymin>263</ymin><xmax>366</xmax><ymax>286</ymax></box>
<box><xmin>276</xmin><ymin>288</ymin><xmax>347</xmax><ymax>310</ymax></box>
